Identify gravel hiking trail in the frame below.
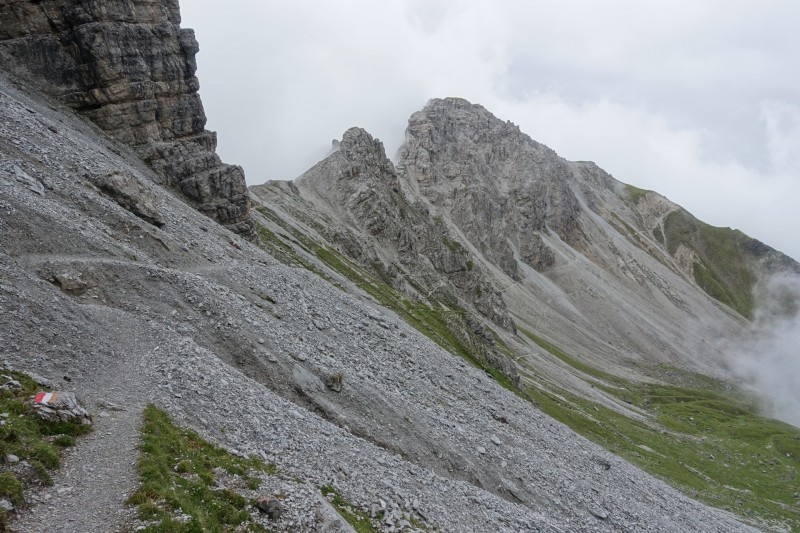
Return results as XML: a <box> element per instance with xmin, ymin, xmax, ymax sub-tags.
<box><xmin>12</xmin><ymin>305</ymin><xmax>159</xmax><ymax>533</ymax></box>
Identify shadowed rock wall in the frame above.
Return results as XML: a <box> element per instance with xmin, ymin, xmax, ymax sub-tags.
<box><xmin>0</xmin><ymin>0</ymin><xmax>254</xmax><ymax>238</ymax></box>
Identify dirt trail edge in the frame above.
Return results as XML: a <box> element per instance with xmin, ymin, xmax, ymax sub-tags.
<box><xmin>11</xmin><ymin>307</ymin><xmax>160</xmax><ymax>533</ymax></box>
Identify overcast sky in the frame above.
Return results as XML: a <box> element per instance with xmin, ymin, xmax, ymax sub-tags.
<box><xmin>181</xmin><ymin>1</ymin><xmax>800</xmax><ymax>260</ymax></box>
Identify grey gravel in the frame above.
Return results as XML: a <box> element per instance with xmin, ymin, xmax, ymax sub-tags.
<box><xmin>0</xmin><ymin>72</ymin><xmax>758</xmax><ymax>532</ymax></box>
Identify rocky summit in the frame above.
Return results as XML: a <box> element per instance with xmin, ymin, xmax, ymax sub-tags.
<box><xmin>1</xmin><ymin>1</ymin><xmax>800</xmax><ymax>533</ymax></box>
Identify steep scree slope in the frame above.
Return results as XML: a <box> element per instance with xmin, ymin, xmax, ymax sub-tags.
<box><xmin>0</xmin><ymin>0</ymin><xmax>255</xmax><ymax>239</ymax></box>
<box><xmin>257</xmin><ymin>98</ymin><xmax>799</xmax><ymax>397</ymax></box>
<box><xmin>0</xmin><ymin>72</ymin><xmax>756</xmax><ymax>531</ymax></box>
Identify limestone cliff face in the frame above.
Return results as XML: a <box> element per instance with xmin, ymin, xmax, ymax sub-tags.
<box><xmin>0</xmin><ymin>0</ymin><xmax>254</xmax><ymax>238</ymax></box>
<box><xmin>398</xmin><ymin>98</ymin><xmax>583</xmax><ymax>279</ymax></box>
<box><xmin>297</xmin><ymin>127</ymin><xmax>514</xmax><ymax>332</ymax></box>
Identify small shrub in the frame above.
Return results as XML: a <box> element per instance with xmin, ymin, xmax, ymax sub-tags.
<box><xmin>53</xmin><ymin>434</ymin><xmax>76</xmax><ymax>447</ymax></box>
<box><xmin>0</xmin><ymin>472</ymin><xmax>22</xmax><ymax>505</ymax></box>
<box><xmin>31</xmin><ymin>441</ymin><xmax>59</xmax><ymax>469</ymax></box>
<box><xmin>31</xmin><ymin>461</ymin><xmax>53</xmax><ymax>486</ymax></box>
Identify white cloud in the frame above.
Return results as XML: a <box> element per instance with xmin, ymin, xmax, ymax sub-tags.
<box><xmin>727</xmin><ymin>274</ymin><xmax>800</xmax><ymax>428</ymax></box>
<box><xmin>761</xmin><ymin>100</ymin><xmax>800</xmax><ymax>173</ymax></box>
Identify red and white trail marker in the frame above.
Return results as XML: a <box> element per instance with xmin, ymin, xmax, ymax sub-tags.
<box><xmin>34</xmin><ymin>391</ymin><xmax>55</xmax><ymax>404</ymax></box>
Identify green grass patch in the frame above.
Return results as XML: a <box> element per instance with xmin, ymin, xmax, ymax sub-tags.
<box><xmin>624</xmin><ymin>184</ymin><xmax>651</xmax><ymax>204</ymax></box>
<box><xmin>0</xmin><ymin>370</ymin><xmax>93</xmax><ymax>529</ymax></box>
<box><xmin>128</xmin><ymin>405</ymin><xmax>277</xmax><ymax>532</ymax></box>
<box><xmin>255</xmin><ymin>222</ymin><xmax>328</xmax><ymax>278</ymax></box>
<box><xmin>523</xmin><ymin>351</ymin><xmax>800</xmax><ymax>530</ymax></box>
<box><xmin>663</xmin><ymin>209</ymin><xmax>755</xmax><ymax>318</ymax></box>
<box><xmin>442</xmin><ymin>237</ymin><xmax>464</xmax><ymax>252</ymax></box>
<box><xmin>0</xmin><ymin>369</ymin><xmax>92</xmax><ymax>482</ymax></box>
<box><xmin>52</xmin><ymin>434</ymin><xmax>76</xmax><ymax>447</ymax></box>
<box><xmin>0</xmin><ymin>472</ymin><xmax>22</xmax><ymax>506</ymax></box>
<box><xmin>320</xmin><ymin>484</ymin><xmax>378</xmax><ymax>532</ymax></box>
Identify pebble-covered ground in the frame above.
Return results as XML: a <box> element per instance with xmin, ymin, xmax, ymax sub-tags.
<box><xmin>0</xmin><ymin>74</ymin><xmax>756</xmax><ymax>532</ymax></box>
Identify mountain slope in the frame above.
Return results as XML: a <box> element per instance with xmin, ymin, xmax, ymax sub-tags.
<box><xmin>1</xmin><ymin>0</ymin><xmax>798</xmax><ymax>530</ymax></box>
<box><xmin>250</xmin><ymin>97</ymin><xmax>800</xmax><ymax>530</ymax></box>
<box><xmin>0</xmin><ymin>59</ymin><xmax>762</xmax><ymax>532</ymax></box>
<box><xmin>255</xmin><ymin>98</ymin><xmax>799</xmax><ymax>394</ymax></box>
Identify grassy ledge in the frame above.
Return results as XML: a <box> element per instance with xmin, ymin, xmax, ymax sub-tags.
<box><xmin>520</xmin><ymin>336</ymin><xmax>800</xmax><ymax>531</ymax></box>
<box><xmin>624</xmin><ymin>184</ymin><xmax>651</xmax><ymax>204</ymax></box>
<box><xmin>0</xmin><ymin>370</ymin><xmax>91</xmax><ymax>528</ymax></box>
<box><xmin>128</xmin><ymin>405</ymin><xmax>277</xmax><ymax>532</ymax></box>
<box><xmin>663</xmin><ymin>209</ymin><xmax>755</xmax><ymax>318</ymax></box>
<box><xmin>320</xmin><ymin>484</ymin><xmax>434</xmax><ymax>532</ymax></box>
<box><xmin>320</xmin><ymin>484</ymin><xmax>378</xmax><ymax>532</ymax></box>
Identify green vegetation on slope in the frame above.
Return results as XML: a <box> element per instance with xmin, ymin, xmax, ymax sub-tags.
<box><xmin>319</xmin><ymin>484</ymin><xmax>434</xmax><ymax>532</ymax></box>
<box><xmin>663</xmin><ymin>209</ymin><xmax>755</xmax><ymax>318</ymax></box>
<box><xmin>519</xmin><ymin>326</ymin><xmax>625</xmax><ymax>386</ymax></box>
<box><xmin>320</xmin><ymin>484</ymin><xmax>378</xmax><ymax>533</ymax></box>
<box><xmin>520</xmin><ymin>337</ymin><xmax>800</xmax><ymax>531</ymax></box>
<box><xmin>0</xmin><ymin>370</ymin><xmax>91</xmax><ymax>528</ymax></box>
<box><xmin>128</xmin><ymin>405</ymin><xmax>277</xmax><ymax>532</ymax></box>
<box><xmin>624</xmin><ymin>184</ymin><xmax>651</xmax><ymax>204</ymax></box>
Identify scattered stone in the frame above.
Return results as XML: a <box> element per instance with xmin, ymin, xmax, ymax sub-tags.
<box><xmin>256</xmin><ymin>495</ymin><xmax>283</xmax><ymax>520</ymax></box>
<box><xmin>326</xmin><ymin>371</ymin><xmax>344</xmax><ymax>392</ymax></box>
<box><xmin>49</xmin><ymin>271</ymin><xmax>92</xmax><ymax>296</ymax></box>
<box><xmin>491</xmin><ymin>411</ymin><xmax>509</xmax><ymax>424</ymax></box>
<box><xmin>96</xmin><ymin>173</ymin><xmax>165</xmax><ymax>227</ymax></box>
<box><xmin>13</xmin><ymin>165</ymin><xmax>44</xmax><ymax>195</ymax></box>
<box><xmin>0</xmin><ymin>499</ymin><xmax>14</xmax><ymax>512</ymax></box>
<box><xmin>32</xmin><ymin>391</ymin><xmax>91</xmax><ymax>425</ymax></box>
<box><xmin>97</xmin><ymin>400</ymin><xmax>126</xmax><ymax>412</ymax></box>
<box><xmin>0</xmin><ymin>376</ymin><xmax>22</xmax><ymax>390</ymax></box>
<box><xmin>5</xmin><ymin>454</ymin><xmax>19</xmax><ymax>464</ymax></box>
<box><xmin>292</xmin><ymin>364</ymin><xmax>325</xmax><ymax>392</ymax></box>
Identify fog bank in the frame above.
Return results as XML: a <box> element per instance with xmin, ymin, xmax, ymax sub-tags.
<box><xmin>727</xmin><ymin>273</ymin><xmax>800</xmax><ymax>428</ymax></box>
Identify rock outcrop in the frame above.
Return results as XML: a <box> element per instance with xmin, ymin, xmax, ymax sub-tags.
<box><xmin>0</xmin><ymin>0</ymin><xmax>254</xmax><ymax>239</ymax></box>
<box><xmin>398</xmin><ymin>98</ymin><xmax>583</xmax><ymax>278</ymax></box>
<box><xmin>256</xmin><ymin>127</ymin><xmax>519</xmax><ymax>384</ymax></box>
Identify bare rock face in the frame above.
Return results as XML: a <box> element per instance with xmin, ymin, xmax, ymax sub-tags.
<box><xmin>256</xmin><ymin>127</ymin><xmax>519</xmax><ymax>384</ymax></box>
<box><xmin>295</xmin><ymin>128</ymin><xmax>515</xmax><ymax>336</ymax></box>
<box><xmin>0</xmin><ymin>0</ymin><xmax>254</xmax><ymax>239</ymax></box>
<box><xmin>399</xmin><ymin>98</ymin><xmax>582</xmax><ymax>277</ymax></box>
<box><xmin>96</xmin><ymin>172</ymin><xmax>164</xmax><ymax>227</ymax></box>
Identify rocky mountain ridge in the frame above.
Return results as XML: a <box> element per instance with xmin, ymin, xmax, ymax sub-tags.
<box><xmin>1</xmin><ymin>1</ymin><xmax>799</xmax><ymax>531</ymax></box>
<box><xmin>0</xmin><ymin>0</ymin><xmax>255</xmax><ymax>239</ymax></box>
<box><xmin>254</xmin><ymin>97</ymin><xmax>800</xmax><ymax>401</ymax></box>
<box><xmin>0</xmin><ymin>69</ymin><xmax>760</xmax><ymax>531</ymax></box>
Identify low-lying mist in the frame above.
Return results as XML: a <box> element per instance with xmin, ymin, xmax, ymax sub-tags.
<box><xmin>727</xmin><ymin>273</ymin><xmax>800</xmax><ymax>428</ymax></box>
